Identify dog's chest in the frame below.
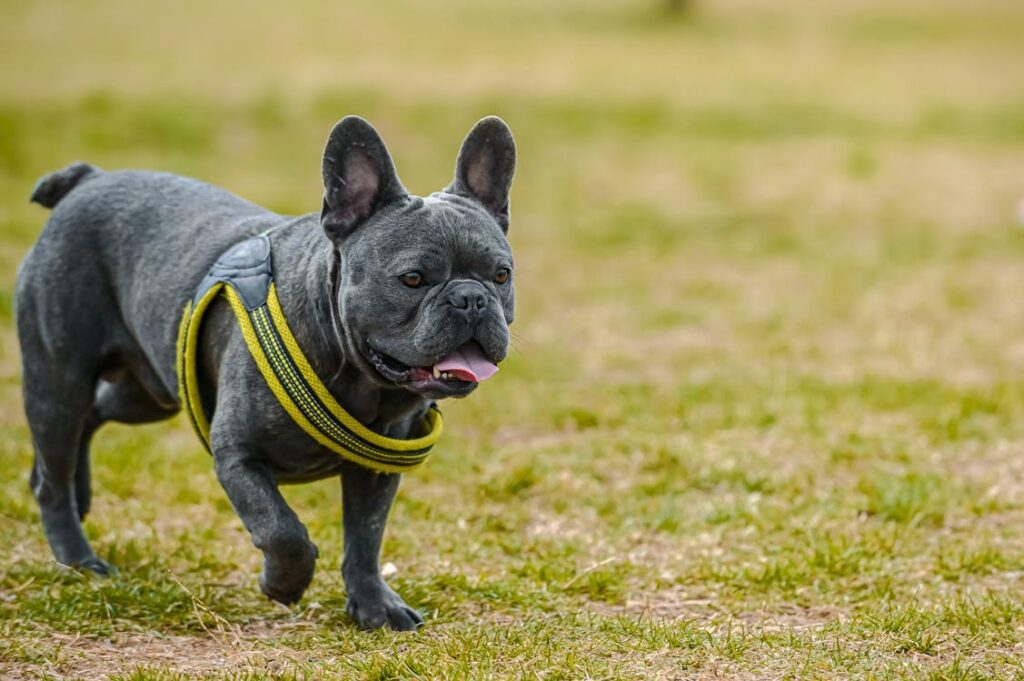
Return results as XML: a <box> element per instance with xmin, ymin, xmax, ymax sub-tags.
<box><xmin>252</xmin><ymin>405</ymin><xmax>423</xmax><ymax>484</ymax></box>
<box><xmin>256</xmin><ymin>422</ymin><xmax>351</xmax><ymax>483</ymax></box>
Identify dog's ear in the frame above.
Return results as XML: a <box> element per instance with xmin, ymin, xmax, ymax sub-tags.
<box><xmin>449</xmin><ymin>116</ymin><xmax>516</xmax><ymax>232</ymax></box>
<box><xmin>321</xmin><ymin>116</ymin><xmax>407</xmax><ymax>243</ymax></box>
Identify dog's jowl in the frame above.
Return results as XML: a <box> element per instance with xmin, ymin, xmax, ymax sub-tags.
<box><xmin>16</xmin><ymin>116</ymin><xmax>516</xmax><ymax>631</ymax></box>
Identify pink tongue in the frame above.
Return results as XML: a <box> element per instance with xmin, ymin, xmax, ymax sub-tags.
<box><xmin>434</xmin><ymin>342</ymin><xmax>499</xmax><ymax>383</ymax></box>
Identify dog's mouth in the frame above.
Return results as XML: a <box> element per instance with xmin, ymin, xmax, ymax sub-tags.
<box><xmin>367</xmin><ymin>341</ymin><xmax>499</xmax><ymax>398</ymax></box>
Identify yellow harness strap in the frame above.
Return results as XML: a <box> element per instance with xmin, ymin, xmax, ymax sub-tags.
<box><xmin>175</xmin><ymin>236</ymin><xmax>443</xmax><ymax>474</ymax></box>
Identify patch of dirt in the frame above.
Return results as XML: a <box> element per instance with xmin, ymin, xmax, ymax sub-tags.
<box><xmin>6</xmin><ymin>624</ymin><xmax>310</xmax><ymax>681</ymax></box>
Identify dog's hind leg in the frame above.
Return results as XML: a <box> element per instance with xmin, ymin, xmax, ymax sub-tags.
<box><xmin>16</xmin><ymin>284</ymin><xmax>160</xmax><ymax>575</ymax></box>
<box><xmin>27</xmin><ymin>402</ymin><xmax>102</xmax><ymax>522</ymax></box>
<box><xmin>72</xmin><ymin>363</ymin><xmax>181</xmax><ymax>521</ymax></box>
<box><xmin>22</xmin><ymin>357</ymin><xmax>111</xmax><ymax>575</ymax></box>
<box><xmin>70</xmin><ymin>409</ymin><xmax>102</xmax><ymax>522</ymax></box>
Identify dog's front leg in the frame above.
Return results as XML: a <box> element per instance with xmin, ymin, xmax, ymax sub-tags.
<box><xmin>341</xmin><ymin>466</ymin><xmax>423</xmax><ymax>631</ymax></box>
<box><xmin>214</xmin><ymin>451</ymin><xmax>318</xmax><ymax>605</ymax></box>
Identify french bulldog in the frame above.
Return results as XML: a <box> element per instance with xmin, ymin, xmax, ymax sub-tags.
<box><xmin>16</xmin><ymin>116</ymin><xmax>516</xmax><ymax>630</ymax></box>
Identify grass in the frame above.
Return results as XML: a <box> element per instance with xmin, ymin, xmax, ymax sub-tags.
<box><xmin>2</xmin><ymin>0</ymin><xmax>1024</xmax><ymax>678</ymax></box>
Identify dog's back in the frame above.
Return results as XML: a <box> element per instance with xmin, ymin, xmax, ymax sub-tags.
<box><xmin>19</xmin><ymin>164</ymin><xmax>282</xmax><ymax>396</ymax></box>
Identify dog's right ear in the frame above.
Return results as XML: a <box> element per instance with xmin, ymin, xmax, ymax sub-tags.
<box><xmin>321</xmin><ymin>116</ymin><xmax>407</xmax><ymax>244</ymax></box>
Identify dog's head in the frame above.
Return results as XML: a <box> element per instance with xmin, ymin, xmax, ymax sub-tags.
<box><xmin>320</xmin><ymin>116</ymin><xmax>516</xmax><ymax>400</ymax></box>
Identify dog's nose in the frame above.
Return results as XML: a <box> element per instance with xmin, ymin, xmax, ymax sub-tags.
<box><xmin>446</xmin><ymin>281</ymin><xmax>488</xmax><ymax>314</ymax></box>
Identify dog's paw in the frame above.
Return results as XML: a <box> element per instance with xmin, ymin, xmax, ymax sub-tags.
<box><xmin>70</xmin><ymin>556</ymin><xmax>115</xmax><ymax>577</ymax></box>
<box><xmin>259</xmin><ymin>573</ymin><xmax>306</xmax><ymax>607</ymax></box>
<box><xmin>347</xmin><ymin>582</ymin><xmax>424</xmax><ymax>631</ymax></box>
<box><xmin>258</xmin><ymin>539</ymin><xmax>318</xmax><ymax>606</ymax></box>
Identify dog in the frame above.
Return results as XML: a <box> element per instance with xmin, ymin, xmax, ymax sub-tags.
<box><xmin>16</xmin><ymin>116</ymin><xmax>516</xmax><ymax>631</ymax></box>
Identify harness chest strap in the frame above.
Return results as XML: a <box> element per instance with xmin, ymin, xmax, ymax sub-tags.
<box><xmin>175</xmin><ymin>235</ymin><xmax>443</xmax><ymax>474</ymax></box>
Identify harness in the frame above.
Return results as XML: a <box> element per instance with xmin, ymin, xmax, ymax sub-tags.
<box><xmin>175</xmin><ymin>235</ymin><xmax>443</xmax><ymax>474</ymax></box>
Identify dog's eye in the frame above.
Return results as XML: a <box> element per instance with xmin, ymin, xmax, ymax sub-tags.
<box><xmin>400</xmin><ymin>271</ymin><xmax>424</xmax><ymax>288</ymax></box>
<box><xmin>494</xmin><ymin>268</ymin><xmax>511</xmax><ymax>285</ymax></box>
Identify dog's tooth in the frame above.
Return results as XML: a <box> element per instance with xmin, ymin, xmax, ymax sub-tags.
<box><xmin>433</xmin><ymin>366</ymin><xmax>441</xmax><ymax>379</ymax></box>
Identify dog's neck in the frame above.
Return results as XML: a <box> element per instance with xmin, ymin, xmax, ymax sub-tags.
<box><xmin>274</xmin><ymin>226</ymin><xmax>429</xmax><ymax>437</ymax></box>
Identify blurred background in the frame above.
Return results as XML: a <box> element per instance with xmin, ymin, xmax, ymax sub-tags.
<box><xmin>2</xmin><ymin>0</ymin><xmax>1024</xmax><ymax>676</ymax></box>
<box><xmin>3</xmin><ymin>0</ymin><xmax>1022</xmax><ymax>415</ymax></box>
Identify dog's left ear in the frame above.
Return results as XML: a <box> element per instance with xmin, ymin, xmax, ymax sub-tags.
<box><xmin>321</xmin><ymin>116</ymin><xmax>408</xmax><ymax>243</ymax></box>
<box><xmin>449</xmin><ymin>116</ymin><xmax>516</xmax><ymax>232</ymax></box>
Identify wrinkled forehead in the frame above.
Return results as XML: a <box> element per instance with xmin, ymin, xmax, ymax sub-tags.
<box><xmin>355</xmin><ymin>194</ymin><xmax>512</xmax><ymax>264</ymax></box>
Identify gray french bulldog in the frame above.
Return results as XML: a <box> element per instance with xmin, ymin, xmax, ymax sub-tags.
<box><xmin>15</xmin><ymin>116</ymin><xmax>516</xmax><ymax>631</ymax></box>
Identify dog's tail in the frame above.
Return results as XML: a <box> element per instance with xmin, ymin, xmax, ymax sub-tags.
<box><xmin>30</xmin><ymin>162</ymin><xmax>100</xmax><ymax>209</ymax></box>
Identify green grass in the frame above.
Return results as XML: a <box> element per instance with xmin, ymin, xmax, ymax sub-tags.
<box><xmin>2</xmin><ymin>0</ymin><xmax>1024</xmax><ymax>678</ymax></box>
